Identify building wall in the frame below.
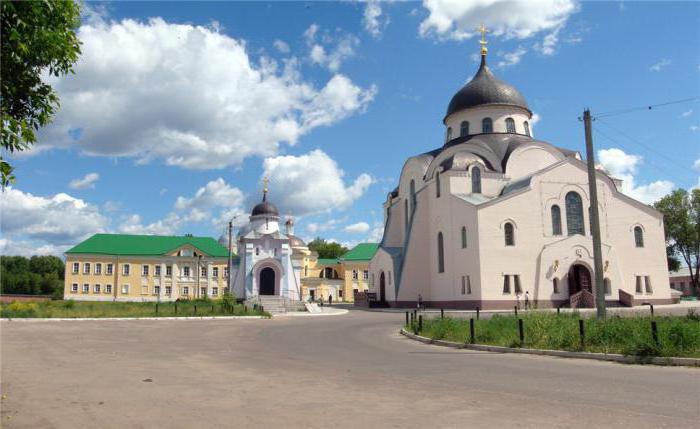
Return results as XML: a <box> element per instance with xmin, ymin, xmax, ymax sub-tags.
<box><xmin>64</xmin><ymin>250</ymin><xmax>229</xmax><ymax>302</ymax></box>
<box><xmin>444</xmin><ymin>105</ymin><xmax>533</xmax><ymax>140</ymax></box>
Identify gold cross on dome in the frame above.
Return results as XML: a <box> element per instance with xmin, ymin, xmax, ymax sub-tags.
<box><xmin>263</xmin><ymin>176</ymin><xmax>269</xmax><ymax>193</ymax></box>
<box><xmin>477</xmin><ymin>23</ymin><xmax>489</xmax><ymax>55</ymax></box>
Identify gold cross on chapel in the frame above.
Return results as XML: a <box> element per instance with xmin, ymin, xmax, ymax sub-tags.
<box><xmin>263</xmin><ymin>176</ymin><xmax>269</xmax><ymax>193</ymax></box>
<box><xmin>477</xmin><ymin>23</ymin><xmax>488</xmax><ymax>56</ymax></box>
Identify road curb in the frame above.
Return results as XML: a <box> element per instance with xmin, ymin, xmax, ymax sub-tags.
<box><xmin>1</xmin><ymin>316</ymin><xmax>269</xmax><ymax>322</ymax></box>
<box><xmin>400</xmin><ymin>329</ymin><xmax>700</xmax><ymax>367</ymax></box>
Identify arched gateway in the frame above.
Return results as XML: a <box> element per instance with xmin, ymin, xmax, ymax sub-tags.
<box><xmin>259</xmin><ymin>267</ymin><xmax>276</xmax><ymax>295</ymax></box>
<box><xmin>568</xmin><ymin>264</ymin><xmax>592</xmax><ymax>296</ymax></box>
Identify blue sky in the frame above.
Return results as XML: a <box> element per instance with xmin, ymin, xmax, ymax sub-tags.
<box><xmin>2</xmin><ymin>0</ymin><xmax>699</xmax><ymax>256</ymax></box>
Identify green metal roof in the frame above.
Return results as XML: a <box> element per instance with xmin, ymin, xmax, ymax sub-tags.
<box><xmin>65</xmin><ymin>234</ymin><xmax>230</xmax><ymax>257</ymax></box>
<box><xmin>316</xmin><ymin>258</ymin><xmax>340</xmax><ymax>265</ymax></box>
<box><xmin>341</xmin><ymin>243</ymin><xmax>379</xmax><ymax>261</ymax></box>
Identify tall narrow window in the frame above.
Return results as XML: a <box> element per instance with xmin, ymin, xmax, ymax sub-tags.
<box><xmin>404</xmin><ymin>199</ymin><xmax>409</xmax><ymax>233</ymax></box>
<box><xmin>503</xmin><ymin>275</ymin><xmax>511</xmax><ymax>294</ymax></box>
<box><xmin>551</xmin><ymin>205</ymin><xmax>562</xmax><ymax>236</ymax></box>
<box><xmin>644</xmin><ymin>276</ymin><xmax>652</xmax><ymax>293</ymax></box>
<box><xmin>437</xmin><ymin>232</ymin><xmax>445</xmax><ymax>273</ymax></box>
<box><xmin>504</xmin><ymin>222</ymin><xmax>515</xmax><ymax>246</ymax></box>
<box><xmin>461</xmin><ymin>276</ymin><xmax>466</xmax><ymax>295</ymax></box>
<box><xmin>467</xmin><ymin>276</ymin><xmax>472</xmax><ymax>294</ymax></box>
<box><xmin>635</xmin><ymin>276</ymin><xmax>643</xmax><ymax>294</ymax></box>
<box><xmin>553</xmin><ymin>278</ymin><xmax>559</xmax><ymax>293</ymax></box>
<box><xmin>604</xmin><ymin>278</ymin><xmax>611</xmax><ymax>295</ymax></box>
<box><xmin>471</xmin><ymin>166</ymin><xmax>481</xmax><ymax>194</ymax></box>
<box><xmin>445</xmin><ymin>127</ymin><xmax>452</xmax><ymax>142</ymax></box>
<box><xmin>514</xmin><ymin>275</ymin><xmax>522</xmax><ymax>294</ymax></box>
<box><xmin>634</xmin><ymin>226</ymin><xmax>644</xmax><ymax>247</ymax></box>
<box><xmin>461</xmin><ymin>226</ymin><xmax>467</xmax><ymax>249</ymax></box>
<box><xmin>482</xmin><ymin>117</ymin><xmax>493</xmax><ymax>133</ymax></box>
<box><xmin>505</xmin><ymin>117</ymin><xmax>516</xmax><ymax>133</ymax></box>
<box><xmin>524</xmin><ymin>121</ymin><xmax>531</xmax><ymax>136</ymax></box>
<box><xmin>460</xmin><ymin>121</ymin><xmax>469</xmax><ymax>137</ymax></box>
<box><xmin>565</xmin><ymin>191</ymin><xmax>585</xmax><ymax>236</ymax></box>
<box><xmin>410</xmin><ymin>179</ymin><xmax>416</xmax><ymax>211</ymax></box>
<box><xmin>435</xmin><ymin>172</ymin><xmax>441</xmax><ymax>198</ymax></box>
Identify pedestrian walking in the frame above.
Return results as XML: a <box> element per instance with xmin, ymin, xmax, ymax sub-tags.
<box><xmin>516</xmin><ymin>292</ymin><xmax>521</xmax><ymax>310</ymax></box>
<box><xmin>525</xmin><ymin>291</ymin><xmax>531</xmax><ymax>309</ymax></box>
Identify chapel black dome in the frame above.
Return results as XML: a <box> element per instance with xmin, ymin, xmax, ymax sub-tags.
<box><xmin>251</xmin><ymin>192</ymin><xmax>279</xmax><ymax>217</ymax></box>
<box><xmin>445</xmin><ymin>56</ymin><xmax>530</xmax><ymax>120</ymax></box>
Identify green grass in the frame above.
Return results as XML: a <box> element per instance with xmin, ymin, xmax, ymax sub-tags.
<box><xmin>0</xmin><ymin>299</ymin><xmax>269</xmax><ymax>319</ymax></box>
<box><xmin>409</xmin><ymin>311</ymin><xmax>700</xmax><ymax>358</ymax></box>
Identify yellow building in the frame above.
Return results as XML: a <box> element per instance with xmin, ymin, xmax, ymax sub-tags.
<box><xmin>297</xmin><ymin>243</ymin><xmax>378</xmax><ymax>303</ymax></box>
<box><xmin>64</xmin><ymin>234</ymin><xmax>231</xmax><ymax>301</ymax></box>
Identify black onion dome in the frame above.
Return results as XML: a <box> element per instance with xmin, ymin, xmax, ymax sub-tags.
<box><xmin>251</xmin><ymin>191</ymin><xmax>279</xmax><ymax>216</ymax></box>
<box><xmin>445</xmin><ymin>56</ymin><xmax>530</xmax><ymax>120</ymax></box>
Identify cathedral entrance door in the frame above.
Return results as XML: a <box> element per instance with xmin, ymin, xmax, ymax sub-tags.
<box><xmin>568</xmin><ymin>264</ymin><xmax>592</xmax><ymax>296</ymax></box>
<box><xmin>259</xmin><ymin>267</ymin><xmax>276</xmax><ymax>295</ymax></box>
<box><xmin>379</xmin><ymin>272</ymin><xmax>386</xmax><ymax>302</ymax></box>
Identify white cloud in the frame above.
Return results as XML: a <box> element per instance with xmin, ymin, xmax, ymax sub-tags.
<box><xmin>0</xmin><ymin>188</ymin><xmax>109</xmax><ymax>247</ymax></box>
<box><xmin>68</xmin><ymin>172</ymin><xmax>100</xmax><ymax>189</ymax></box>
<box><xmin>305</xmin><ymin>24</ymin><xmax>360</xmax><ymax>72</ymax></box>
<box><xmin>597</xmin><ymin>148</ymin><xmax>674</xmax><ymax>204</ymax></box>
<box><xmin>118</xmin><ymin>213</ymin><xmax>181</xmax><ymax>236</ymax></box>
<box><xmin>367</xmin><ymin>224</ymin><xmax>384</xmax><ymax>242</ymax></box>
<box><xmin>530</xmin><ymin>113</ymin><xmax>541</xmax><ymax>124</ymax></box>
<box><xmin>419</xmin><ymin>0</ymin><xmax>579</xmax><ymax>55</ymax></box>
<box><xmin>534</xmin><ymin>26</ymin><xmax>561</xmax><ymax>56</ymax></box>
<box><xmin>691</xmin><ymin>125</ymin><xmax>699</xmax><ymax>132</ymax></box>
<box><xmin>0</xmin><ymin>238</ymin><xmax>67</xmax><ymax>257</ymax></box>
<box><xmin>262</xmin><ymin>149</ymin><xmax>373</xmax><ymax>216</ymax></box>
<box><xmin>273</xmin><ymin>39</ymin><xmax>290</xmax><ymax>54</ymax></box>
<box><xmin>693</xmin><ymin>157</ymin><xmax>700</xmax><ymax>171</ymax></box>
<box><xmin>173</xmin><ymin>178</ymin><xmax>247</xmax><ymax>227</ymax></box>
<box><xmin>38</xmin><ymin>18</ymin><xmax>375</xmax><ymax>169</ymax></box>
<box><xmin>344</xmin><ymin>222</ymin><xmax>370</xmax><ymax>234</ymax></box>
<box><xmin>681</xmin><ymin>109</ymin><xmax>693</xmax><ymax>118</ymax></box>
<box><xmin>363</xmin><ymin>1</ymin><xmax>389</xmax><ymax>38</ymax></box>
<box><xmin>496</xmin><ymin>46</ymin><xmax>527</xmax><ymax>68</ymax></box>
<box><xmin>649</xmin><ymin>58</ymin><xmax>671</xmax><ymax>72</ymax></box>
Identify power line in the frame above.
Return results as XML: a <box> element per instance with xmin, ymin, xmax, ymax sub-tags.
<box><xmin>592</xmin><ymin>127</ymin><xmax>694</xmax><ymax>184</ymax></box>
<box><xmin>594</xmin><ymin>96</ymin><xmax>700</xmax><ymax>119</ymax></box>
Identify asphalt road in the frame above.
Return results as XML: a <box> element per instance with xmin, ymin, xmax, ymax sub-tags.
<box><xmin>1</xmin><ymin>310</ymin><xmax>699</xmax><ymax>428</ymax></box>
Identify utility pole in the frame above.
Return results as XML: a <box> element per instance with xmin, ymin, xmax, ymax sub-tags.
<box><xmin>583</xmin><ymin>109</ymin><xmax>606</xmax><ymax>319</ymax></box>
<box><xmin>227</xmin><ymin>221</ymin><xmax>233</xmax><ymax>294</ymax></box>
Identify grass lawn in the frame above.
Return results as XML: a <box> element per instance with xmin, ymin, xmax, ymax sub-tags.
<box><xmin>409</xmin><ymin>311</ymin><xmax>700</xmax><ymax>358</ymax></box>
<box><xmin>1</xmin><ymin>298</ymin><xmax>269</xmax><ymax>319</ymax></box>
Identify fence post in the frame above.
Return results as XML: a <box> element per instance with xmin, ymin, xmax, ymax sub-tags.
<box><xmin>418</xmin><ymin>315</ymin><xmax>423</xmax><ymax>332</ymax></box>
<box><xmin>211</xmin><ymin>304</ymin><xmax>214</xmax><ymax>313</ymax></box>
<box><xmin>476</xmin><ymin>306</ymin><xmax>480</xmax><ymax>320</ymax></box>
<box><xmin>651</xmin><ymin>320</ymin><xmax>659</xmax><ymax>347</ymax></box>
<box><xmin>514</xmin><ymin>306</ymin><xmax>518</xmax><ymax>317</ymax></box>
<box><xmin>441</xmin><ymin>308</ymin><xmax>444</xmax><ymax>319</ymax></box>
<box><xmin>579</xmin><ymin>319</ymin><xmax>585</xmax><ymax>348</ymax></box>
<box><xmin>155</xmin><ymin>303</ymin><xmax>158</xmax><ymax>315</ymax></box>
<box><xmin>557</xmin><ymin>306</ymin><xmax>560</xmax><ymax>315</ymax></box>
<box><xmin>194</xmin><ymin>305</ymin><xmax>197</xmax><ymax>315</ymax></box>
<box><xmin>650</xmin><ymin>304</ymin><xmax>654</xmax><ymax>317</ymax></box>
<box><xmin>469</xmin><ymin>318</ymin><xmax>475</xmax><ymax>344</ymax></box>
<box><xmin>518</xmin><ymin>319</ymin><xmax>524</xmax><ymax>345</ymax></box>
<box><xmin>175</xmin><ymin>303</ymin><xmax>178</xmax><ymax>315</ymax></box>
<box><xmin>406</xmin><ymin>311</ymin><xmax>409</xmax><ymax>326</ymax></box>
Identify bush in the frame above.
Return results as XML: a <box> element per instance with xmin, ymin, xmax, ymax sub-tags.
<box><xmin>1</xmin><ymin>301</ymin><xmax>38</xmax><ymax>318</ymax></box>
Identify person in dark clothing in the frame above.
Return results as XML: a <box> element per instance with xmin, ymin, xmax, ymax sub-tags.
<box><xmin>328</xmin><ymin>294</ymin><xmax>333</xmax><ymax>305</ymax></box>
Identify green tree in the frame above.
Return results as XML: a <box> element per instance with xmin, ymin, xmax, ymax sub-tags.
<box><xmin>1</xmin><ymin>255</ymin><xmax>65</xmax><ymax>296</ymax></box>
<box><xmin>1</xmin><ymin>0</ymin><xmax>82</xmax><ymax>186</ymax></box>
<box><xmin>654</xmin><ymin>188</ymin><xmax>700</xmax><ymax>296</ymax></box>
<box><xmin>307</xmin><ymin>238</ymin><xmax>348</xmax><ymax>259</ymax></box>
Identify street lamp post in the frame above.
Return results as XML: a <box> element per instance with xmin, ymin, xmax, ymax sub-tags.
<box><xmin>227</xmin><ymin>215</ymin><xmax>240</xmax><ymax>295</ymax></box>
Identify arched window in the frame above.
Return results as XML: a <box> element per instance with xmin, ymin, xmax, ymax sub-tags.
<box><xmin>471</xmin><ymin>166</ymin><xmax>481</xmax><ymax>194</ymax></box>
<box><xmin>604</xmin><ymin>278</ymin><xmax>612</xmax><ymax>295</ymax></box>
<box><xmin>482</xmin><ymin>117</ymin><xmax>493</xmax><ymax>133</ymax></box>
<box><xmin>460</xmin><ymin>121</ymin><xmax>469</xmax><ymax>137</ymax></box>
<box><xmin>504</xmin><ymin>222</ymin><xmax>515</xmax><ymax>246</ymax></box>
<box><xmin>553</xmin><ymin>278</ymin><xmax>559</xmax><ymax>293</ymax></box>
<box><xmin>410</xmin><ymin>179</ymin><xmax>416</xmax><ymax>210</ymax></box>
<box><xmin>524</xmin><ymin>121</ymin><xmax>531</xmax><ymax>136</ymax></box>
<box><xmin>445</xmin><ymin>127</ymin><xmax>452</xmax><ymax>142</ymax></box>
<box><xmin>505</xmin><ymin>117</ymin><xmax>516</xmax><ymax>133</ymax></box>
<box><xmin>437</xmin><ymin>232</ymin><xmax>445</xmax><ymax>273</ymax></box>
<box><xmin>634</xmin><ymin>226</ymin><xmax>644</xmax><ymax>247</ymax></box>
<box><xmin>435</xmin><ymin>171</ymin><xmax>441</xmax><ymax>198</ymax></box>
<box><xmin>461</xmin><ymin>226</ymin><xmax>467</xmax><ymax>249</ymax></box>
<box><xmin>565</xmin><ymin>191</ymin><xmax>585</xmax><ymax>236</ymax></box>
<box><xmin>551</xmin><ymin>205</ymin><xmax>562</xmax><ymax>236</ymax></box>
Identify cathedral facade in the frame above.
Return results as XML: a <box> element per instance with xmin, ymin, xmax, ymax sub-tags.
<box><xmin>368</xmin><ymin>43</ymin><xmax>674</xmax><ymax>310</ymax></box>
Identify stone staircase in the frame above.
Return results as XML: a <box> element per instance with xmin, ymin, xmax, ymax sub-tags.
<box><xmin>246</xmin><ymin>296</ymin><xmax>306</xmax><ymax>314</ymax></box>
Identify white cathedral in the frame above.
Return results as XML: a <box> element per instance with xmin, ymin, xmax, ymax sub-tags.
<box><xmin>368</xmin><ymin>36</ymin><xmax>674</xmax><ymax>310</ymax></box>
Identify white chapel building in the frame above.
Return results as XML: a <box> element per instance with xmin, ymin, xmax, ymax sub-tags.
<box><xmin>231</xmin><ymin>187</ymin><xmax>303</xmax><ymax>301</ymax></box>
<box><xmin>368</xmin><ymin>40</ymin><xmax>674</xmax><ymax>309</ymax></box>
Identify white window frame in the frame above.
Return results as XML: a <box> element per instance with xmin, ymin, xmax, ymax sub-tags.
<box><xmin>212</xmin><ymin>267</ymin><xmax>219</xmax><ymax>278</ymax></box>
<box><xmin>94</xmin><ymin>284</ymin><xmax>101</xmax><ymax>293</ymax></box>
<box><xmin>182</xmin><ymin>286</ymin><xmax>189</xmax><ymax>296</ymax></box>
<box><xmin>83</xmin><ymin>263</ymin><xmax>91</xmax><ymax>274</ymax></box>
<box><xmin>106</xmin><ymin>263</ymin><xmax>113</xmax><ymax>275</ymax></box>
<box><xmin>166</xmin><ymin>265</ymin><xmax>172</xmax><ymax>277</ymax></box>
<box><xmin>95</xmin><ymin>263</ymin><xmax>102</xmax><ymax>275</ymax></box>
<box><xmin>71</xmin><ymin>283</ymin><xmax>78</xmax><ymax>293</ymax></box>
<box><xmin>105</xmin><ymin>284</ymin><xmax>112</xmax><ymax>294</ymax></box>
<box><xmin>82</xmin><ymin>283</ymin><xmax>90</xmax><ymax>294</ymax></box>
<box><xmin>201</xmin><ymin>266</ymin><xmax>207</xmax><ymax>277</ymax></box>
<box><xmin>154</xmin><ymin>285</ymin><xmax>161</xmax><ymax>295</ymax></box>
<box><xmin>352</xmin><ymin>269</ymin><xmax>358</xmax><ymax>280</ymax></box>
<box><xmin>212</xmin><ymin>287</ymin><xmax>218</xmax><ymax>296</ymax></box>
<box><xmin>155</xmin><ymin>265</ymin><xmax>161</xmax><ymax>276</ymax></box>
<box><xmin>72</xmin><ymin>262</ymin><xmax>79</xmax><ymax>274</ymax></box>
<box><xmin>200</xmin><ymin>287</ymin><xmax>207</xmax><ymax>296</ymax></box>
<box><xmin>142</xmin><ymin>265</ymin><xmax>149</xmax><ymax>276</ymax></box>
<box><xmin>363</xmin><ymin>270</ymin><xmax>369</xmax><ymax>281</ymax></box>
<box><xmin>123</xmin><ymin>264</ymin><xmax>130</xmax><ymax>276</ymax></box>
<box><xmin>121</xmin><ymin>284</ymin><xmax>130</xmax><ymax>295</ymax></box>
<box><xmin>165</xmin><ymin>286</ymin><xmax>172</xmax><ymax>296</ymax></box>
<box><xmin>183</xmin><ymin>266</ymin><xmax>191</xmax><ymax>277</ymax></box>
